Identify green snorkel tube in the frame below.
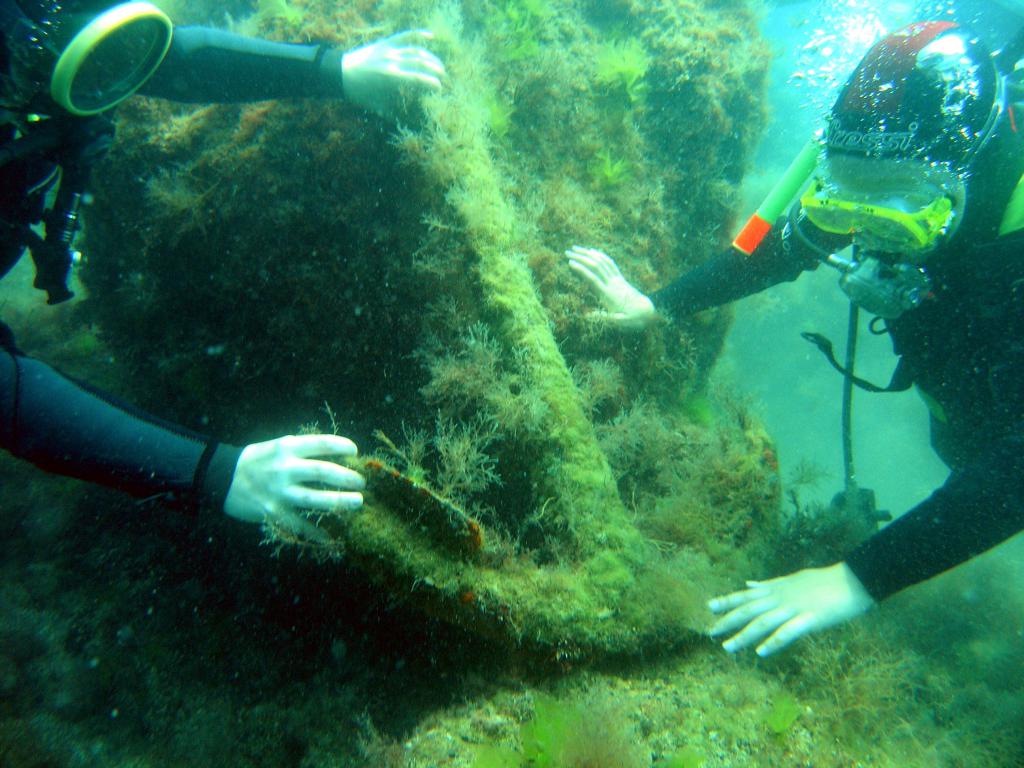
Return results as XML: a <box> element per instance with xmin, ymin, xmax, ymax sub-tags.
<box><xmin>732</xmin><ymin>135</ymin><xmax>820</xmax><ymax>255</ymax></box>
<box><xmin>49</xmin><ymin>2</ymin><xmax>172</xmax><ymax>116</ymax></box>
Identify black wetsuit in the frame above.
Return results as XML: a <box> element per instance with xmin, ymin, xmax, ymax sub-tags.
<box><xmin>652</xmin><ymin>217</ymin><xmax>1024</xmax><ymax>601</ymax></box>
<box><xmin>0</xmin><ymin>27</ymin><xmax>348</xmax><ymax>510</ymax></box>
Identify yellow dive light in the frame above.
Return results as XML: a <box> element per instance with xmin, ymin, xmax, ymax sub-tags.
<box><xmin>50</xmin><ymin>2</ymin><xmax>172</xmax><ymax>116</ymax></box>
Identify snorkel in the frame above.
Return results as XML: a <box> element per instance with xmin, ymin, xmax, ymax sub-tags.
<box><xmin>731</xmin><ymin>136</ymin><xmax>820</xmax><ymax>256</ymax></box>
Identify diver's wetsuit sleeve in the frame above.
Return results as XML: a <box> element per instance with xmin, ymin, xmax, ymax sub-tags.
<box><xmin>140</xmin><ymin>27</ymin><xmax>345</xmax><ymax>104</ymax></box>
<box><xmin>649</xmin><ymin>212</ymin><xmax>836</xmax><ymax>320</ymax></box>
<box><xmin>846</xmin><ymin>432</ymin><xmax>1024</xmax><ymax>601</ymax></box>
<box><xmin>0</xmin><ymin>347</ymin><xmax>243</xmax><ymax>512</ymax></box>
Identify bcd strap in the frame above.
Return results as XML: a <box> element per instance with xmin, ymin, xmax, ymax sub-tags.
<box><xmin>800</xmin><ymin>331</ymin><xmax>914</xmax><ymax>393</ymax></box>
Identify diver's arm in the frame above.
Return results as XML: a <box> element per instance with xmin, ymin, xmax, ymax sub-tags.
<box><xmin>702</xmin><ymin>437</ymin><xmax>1024</xmax><ymax>657</ymax></box>
<box><xmin>0</xmin><ymin>344</ymin><xmax>365</xmax><ymax>536</ymax></box>
<box><xmin>701</xmin><ymin>435</ymin><xmax>1024</xmax><ymax>656</ymax></box>
<box><xmin>650</xmin><ymin>211</ymin><xmax>836</xmax><ymax>320</ymax></box>
<box><xmin>650</xmin><ymin>229</ymin><xmax>804</xmax><ymax>318</ymax></box>
<box><xmin>568</xmin><ymin>210</ymin><xmax>837</xmax><ymax>328</ymax></box>
<box><xmin>140</xmin><ymin>27</ymin><xmax>344</xmax><ymax>103</ymax></box>
<box><xmin>0</xmin><ymin>347</ymin><xmax>241</xmax><ymax>510</ymax></box>
<box><xmin>845</xmin><ymin>430</ymin><xmax>1024</xmax><ymax>601</ymax></box>
<box><xmin>141</xmin><ymin>27</ymin><xmax>444</xmax><ymax>115</ymax></box>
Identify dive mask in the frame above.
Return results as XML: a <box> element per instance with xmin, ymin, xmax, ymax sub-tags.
<box><xmin>4</xmin><ymin>1</ymin><xmax>172</xmax><ymax>116</ymax></box>
<box><xmin>800</xmin><ymin>154</ymin><xmax>964</xmax><ymax>260</ymax></box>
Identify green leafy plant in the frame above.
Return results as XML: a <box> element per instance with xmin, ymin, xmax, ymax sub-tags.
<box><xmin>474</xmin><ymin>744</ymin><xmax>520</xmax><ymax>768</ymax></box>
<box><xmin>489</xmin><ymin>0</ymin><xmax>552</xmax><ymax>62</ymax></box>
<box><xmin>590</xmin><ymin>148</ymin><xmax>633</xmax><ymax>189</ymax></box>
<box><xmin>764</xmin><ymin>692</ymin><xmax>801</xmax><ymax>736</ymax></box>
<box><xmin>486</xmin><ymin>93</ymin><xmax>516</xmax><ymax>138</ymax></box>
<box><xmin>473</xmin><ymin>693</ymin><xmax>646</xmax><ymax>767</ymax></box>
<box><xmin>518</xmin><ymin>693</ymin><xmax>582</xmax><ymax>767</ymax></box>
<box><xmin>595</xmin><ymin>38</ymin><xmax>650</xmax><ymax>104</ymax></box>
<box><xmin>681</xmin><ymin>393</ymin><xmax>716</xmax><ymax>427</ymax></box>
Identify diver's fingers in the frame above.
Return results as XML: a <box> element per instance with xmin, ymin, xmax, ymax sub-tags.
<box><xmin>286</xmin><ymin>459</ymin><xmax>365</xmax><ymax>492</ymax></box>
<box><xmin>756</xmin><ymin>612</ymin><xmax>818</xmax><ymax>657</ymax></box>
<box><xmin>279</xmin><ymin>433</ymin><xmax>359</xmax><ymax>460</ymax></box>
<box><xmin>283</xmin><ymin>485</ymin><xmax>364</xmax><ymax>513</ymax></box>
<box><xmin>567</xmin><ymin>254</ymin><xmax>609</xmax><ymax>290</ymax></box>
<box><xmin>393</xmin><ymin>68</ymin><xmax>443</xmax><ymax>90</ymax></box>
<box><xmin>567</xmin><ymin>245</ymin><xmax>620</xmax><ymax>280</ymax></box>
<box><xmin>382</xmin><ymin>29</ymin><xmax>435</xmax><ymax>47</ymax></box>
<box><xmin>721</xmin><ymin>605</ymin><xmax>797</xmax><ymax>653</ymax></box>
<box><xmin>708</xmin><ymin>584</ymin><xmax>769</xmax><ymax>614</ymax></box>
<box><xmin>709</xmin><ymin>594</ymin><xmax>776</xmax><ymax>637</ymax></box>
<box><xmin>390</xmin><ymin>47</ymin><xmax>447</xmax><ymax>77</ymax></box>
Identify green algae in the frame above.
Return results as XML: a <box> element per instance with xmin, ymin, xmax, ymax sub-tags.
<box><xmin>661</xmin><ymin>746</ymin><xmax>705</xmax><ymax>768</ymax></box>
<box><xmin>764</xmin><ymin>691</ymin><xmax>801</xmax><ymax>736</ymax></box>
<box><xmin>594</xmin><ymin>38</ymin><xmax>651</xmax><ymax>104</ymax></box>
<box><xmin>471</xmin><ymin>691</ymin><xmax>647</xmax><ymax>768</ymax></box>
<box><xmin>79</xmin><ymin>0</ymin><xmax>783</xmax><ymax>662</ymax></box>
<box><xmin>256</xmin><ymin>0</ymin><xmax>302</xmax><ymax>25</ymax></box>
<box><xmin>4</xmin><ymin>1</ymin><xmax>1015</xmax><ymax>768</ymax></box>
<box><xmin>590</xmin><ymin>147</ymin><xmax>634</xmax><ymax>188</ymax></box>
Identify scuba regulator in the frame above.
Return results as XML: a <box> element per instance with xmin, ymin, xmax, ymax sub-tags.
<box><xmin>825</xmin><ymin>247</ymin><xmax>932</xmax><ymax>320</ymax></box>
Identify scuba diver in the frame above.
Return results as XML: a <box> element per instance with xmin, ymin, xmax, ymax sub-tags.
<box><xmin>0</xmin><ymin>1</ymin><xmax>445</xmax><ymax>538</ymax></box>
<box><xmin>567</xmin><ymin>21</ymin><xmax>1024</xmax><ymax>656</ymax></box>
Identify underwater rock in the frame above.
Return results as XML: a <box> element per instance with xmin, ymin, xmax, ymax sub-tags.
<box><xmin>81</xmin><ymin>0</ymin><xmax>775</xmax><ymax>660</ymax></box>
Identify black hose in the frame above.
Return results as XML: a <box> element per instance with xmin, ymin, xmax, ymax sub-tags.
<box><xmin>841</xmin><ymin>301</ymin><xmax>859</xmax><ymax>496</ymax></box>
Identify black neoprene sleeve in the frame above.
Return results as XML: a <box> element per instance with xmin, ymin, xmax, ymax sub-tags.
<box><xmin>636</xmin><ymin>207</ymin><xmax>1024</xmax><ymax>602</ymax></box>
<box><xmin>846</xmin><ymin>429</ymin><xmax>1024</xmax><ymax>600</ymax></box>
<box><xmin>649</xmin><ymin>222</ymin><xmax>820</xmax><ymax>319</ymax></box>
<box><xmin>140</xmin><ymin>26</ymin><xmax>345</xmax><ymax>104</ymax></box>
<box><xmin>0</xmin><ymin>348</ymin><xmax>242</xmax><ymax>511</ymax></box>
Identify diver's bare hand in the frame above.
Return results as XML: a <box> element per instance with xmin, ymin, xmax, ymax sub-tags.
<box><xmin>565</xmin><ymin>245</ymin><xmax>658</xmax><ymax>329</ymax></box>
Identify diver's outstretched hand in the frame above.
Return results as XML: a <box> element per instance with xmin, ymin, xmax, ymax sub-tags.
<box><xmin>565</xmin><ymin>245</ymin><xmax>658</xmax><ymax>329</ymax></box>
<box><xmin>224</xmin><ymin>434</ymin><xmax>365</xmax><ymax>542</ymax></box>
<box><xmin>707</xmin><ymin>562</ymin><xmax>875</xmax><ymax>657</ymax></box>
<box><xmin>342</xmin><ymin>29</ymin><xmax>446</xmax><ymax>118</ymax></box>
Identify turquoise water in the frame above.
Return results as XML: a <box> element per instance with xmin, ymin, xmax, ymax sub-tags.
<box><xmin>725</xmin><ymin>0</ymin><xmax>1024</xmax><ymax>570</ymax></box>
<box><xmin>729</xmin><ymin>0</ymin><xmax>1024</xmax><ymax>681</ymax></box>
<box><xmin>726</xmin><ymin>2</ymin><xmax>1024</xmax><ymax>757</ymax></box>
<box><xmin>725</xmin><ymin>0</ymin><xmax>957</xmax><ymax>516</ymax></box>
